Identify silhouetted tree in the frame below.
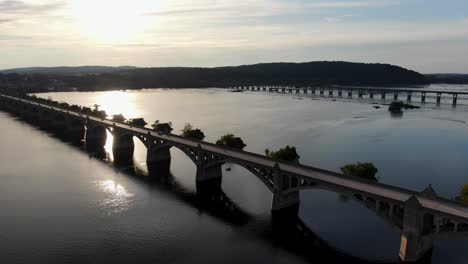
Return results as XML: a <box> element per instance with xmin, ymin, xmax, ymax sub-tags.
<box><xmin>457</xmin><ymin>184</ymin><xmax>468</xmax><ymax>204</ymax></box>
<box><xmin>126</xmin><ymin>118</ymin><xmax>147</xmax><ymax>127</ymax></box>
<box><xmin>111</xmin><ymin>114</ymin><xmax>126</xmax><ymax>123</ymax></box>
<box><xmin>341</xmin><ymin>163</ymin><xmax>378</xmax><ymax>181</ymax></box>
<box><xmin>151</xmin><ymin>120</ymin><xmax>173</xmax><ymax>134</ymax></box>
<box><xmin>181</xmin><ymin>123</ymin><xmax>205</xmax><ymax>140</ymax></box>
<box><xmin>265</xmin><ymin>146</ymin><xmax>300</xmax><ymax>162</ymax></box>
<box><xmin>216</xmin><ymin>134</ymin><xmax>246</xmax><ymax>150</ymax></box>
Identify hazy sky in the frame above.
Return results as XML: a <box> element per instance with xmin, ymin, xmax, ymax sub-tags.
<box><xmin>1</xmin><ymin>0</ymin><xmax>467</xmax><ymax>73</ymax></box>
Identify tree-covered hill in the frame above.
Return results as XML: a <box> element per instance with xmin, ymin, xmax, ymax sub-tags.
<box><xmin>0</xmin><ymin>61</ymin><xmax>428</xmax><ymax>92</ymax></box>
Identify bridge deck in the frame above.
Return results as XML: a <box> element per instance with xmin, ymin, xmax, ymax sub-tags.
<box><xmin>2</xmin><ymin>94</ymin><xmax>468</xmax><ymax>222</ymax></box>
<box><xmin>240</xmin><ymin>86</ymin><xmax>468</xmax><ymax>95</ymax></box>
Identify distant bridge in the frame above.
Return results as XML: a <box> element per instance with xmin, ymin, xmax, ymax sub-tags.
<box><xmin>229</xmin><ymin>85</ymin><xmax>468</xmax><ymax>106</ymax></box>
<box><xmin>1</xmin><ymin>93</ymin><xmax>468</xmax><ymax>263</ymax></box>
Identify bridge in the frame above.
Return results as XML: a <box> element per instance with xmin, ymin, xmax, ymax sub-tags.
<box><xmin>1</xmin><ymin>93</ymin><xmax>468</xmax><ymax>263</ymax></box>
<box><xmin>229</xmin><ymin>85</ymin><xmax>468</xmax><ymax>107</ymax></box>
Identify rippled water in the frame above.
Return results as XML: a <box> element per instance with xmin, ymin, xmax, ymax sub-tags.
<box><xmin>1</xmin><ymin>85</ymin><xmax>468</xmax><ymax>263</ymax></box>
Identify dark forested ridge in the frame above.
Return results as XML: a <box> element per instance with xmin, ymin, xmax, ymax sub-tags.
<box><xmin>0</xmin><ymin>61</ymin><xmax>428</xmax><ymax>92</ymax></box>
<box><xmin>425</xmin><ymin>74</ymin><xmax>468</xmax><ymax>84</ymax></box>
<box><xmin>0</xmin><ymin>66</ymin><xmax>137</xmax><ymax>75</ymax></box>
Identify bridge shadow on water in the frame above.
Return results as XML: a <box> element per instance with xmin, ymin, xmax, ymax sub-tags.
<box><xmin>2</xmin><ymin>109</ymin><xmax>403</xmax><ymax>264</ymax></box>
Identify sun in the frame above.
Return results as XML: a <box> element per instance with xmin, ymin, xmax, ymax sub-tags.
<box><xmin>68</xmin><ymin>0</ymin><xmax>165</xmax><ymax>44</ymax></box>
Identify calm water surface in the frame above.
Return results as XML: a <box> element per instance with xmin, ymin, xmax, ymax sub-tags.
<box><xmin>2</xmin><ymin>86</ymin><xmax>468</xmax><ymax>263</ymax></box>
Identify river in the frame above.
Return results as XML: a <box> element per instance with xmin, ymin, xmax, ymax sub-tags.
<box><xmin>1</xmin><ymin>85</ymin><xmax>468</xmax><ymax>263</ymax></box>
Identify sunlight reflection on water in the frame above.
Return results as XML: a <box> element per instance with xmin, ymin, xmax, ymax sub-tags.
<box><xmin>93</xmin><ymin>179</ymin><xmax>135</xmax><ymax>215</ymax></box>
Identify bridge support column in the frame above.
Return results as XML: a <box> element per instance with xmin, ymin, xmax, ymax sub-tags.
<box><xmin>112</xmin><ymin>130</ymin><xmax>135</xmax><ymax>165</ymax></box>
<box><xmin>421</xmin><ymin>93</ymin><xmax>426</xmax><ymax>103</ymax></box>
<box><xmin>85</xmin><ymin>123</ymin><xmax>107</xmax><ymax>152</ymax></box>
<box><xmin>436</xmin><ymin>93</ymin><xmax>441</xmax><ymax>105</ymax></box>
<box><xmin>196</xmin><ymin>162</ymin><xmax>223</xmax><ymax>192</ymax></box>
<box><xmin>147</xmin><ymin>144</ymin><xmax>171</xmax><ymax>176</ymax></box>
<box><xmin>453</xmin><ymin>94</ymin><xmax>458</xmax><ymax>106</ymax></box>
<box><xmin>271</xmin><ymin>164</ymin><xmax>299</xmax><ymax>227</ymax></box>
<box><xmin>38</xmin><ymin>111</ymin><xmax>55</xmax><ymax>129</ymax></box>
<box><xmin>66</xmin><ymin>119</ymin><xmax>86</xmax><ymax>144</ymax></box>
<box><xmin>399</xmin><ymin>196</ymin><xmax>434</xmax><ymax>263</ymax></box>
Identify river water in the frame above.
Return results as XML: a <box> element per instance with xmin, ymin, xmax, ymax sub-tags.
<box><xmin>1</xmin><ymin>85</ymin><xmax>468</xmax><ymax>263</ymax></box>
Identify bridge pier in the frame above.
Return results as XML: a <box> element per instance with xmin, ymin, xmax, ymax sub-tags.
<box><xmin>453</xmin><ymin>94</ymin><xmax>458</xmax><ymax>106</ymax></box>
<box><xmin>85</xmin><ymin>123</ymin><xmax>107</xmax><ymax>151</ymax></box>
<box><xmin>66</xmin><ymin>119</ymin><xmax>86</xmax><ymax>143</ymax></box>
<box><xmin>147</xmin><ymin>144</ymin><xmax>171</xmax><ymax>176</ymax></box>
<box><xmin>399</xmin><ymin>196</ymin><xmax>434</xmax><ymax>263</ymax></box>
<box><xmin>196</xmin><ymin>162</ymin><xmax>223</xmax><ymax>192</ymax></box>
<box><xmin>38</xmin><ymin>110</ymin><xmax>55</xmax><ymax>129</ymax></box>
<box><xmin>271</xmin><ymin>164</ymin><xmax>299</xmax><ymax>227</ymax></box>
<box><xmin>196</xmin><ymin>162</ymin><xmax>223</xmax><ymax>183</ymax></box>
<box><xmin>52</xmin><ymin>114</ymin><xmax>69</xmax><ymax>135</ymax></box>
<box><xmin>112</xmin><ymin>130</ymin><xmax>135</xmax><ymax>165</ymax></box>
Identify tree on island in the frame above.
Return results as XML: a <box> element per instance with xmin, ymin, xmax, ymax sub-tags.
<box><xmin>181</xmin><ymin>123</ymin><xmax>205</xmax><ymax>140</ymax></box>
<box><xmin>265</xmin><ymin>146</ymin><xmax>300</xmax><ymax>162</ymax></box>
<box><xmin>81</xmin><ymin>107</ymin><xmax>92</xmax><ymax>115</ymax></box>
<box><xmin>341</xmin><ymin>162</ymin><xmax>378</xmax><ymax>181</ymax></box>
<box><xmin>216</xmin><ymin>134</ymin><xmax>246</xmax><ymax>150</ymax></box>
<box><xmin>457</xmin><ymin>184</ymin><xmax>468</xmax><ymax>204</ymax></box>
<box><xmin>388</xmin><ymin>101</ymin><xmax>421</xmax><ymax>112</ymax></box>
<box><xmin>152</xmin><ymin>120</ymin><xmax>173</xmax><ymax>134</ymax></box>
<box><xmin>126</xmin><ymin>118</ymin><xmax>147</xmax><ymax>127</ymax></box>
<box><xmin>92</xmin><ymin>109</ymin><xmax>107</xmax><ymax>119</ymax></box>
<box><xmin>111</xmin><ymin>114</ymin><xmax>126</xmax><ymax>123</ymax></box>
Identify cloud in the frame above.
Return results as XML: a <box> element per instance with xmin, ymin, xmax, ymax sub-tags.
<box><xmin>143</xmin><ymin>0</ymin><xmax>399</xmax><ymax>19</ymax></box>
<box><xmin>0</xmin><ymin>0</ymin><xmax>65</xmax><ymax>14</ymax></box>
<box><xmin>0</xmin><ymin>34</ymin><xmax>31</xmax><ymax>40</ymax></box>
<box><xmin>0</xmin><ymin>18</ymin><xmax>14</xmax><ymax>23</ymax></box>
<box><xmin>144</xmin><ymin>7</ymin><xmax>227</xmax><ymax>17</ymax></box>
